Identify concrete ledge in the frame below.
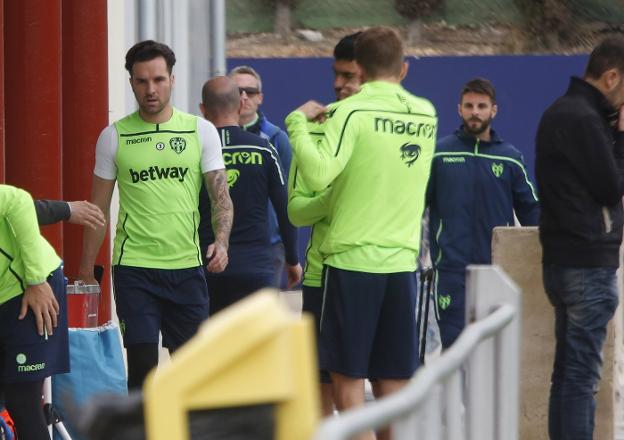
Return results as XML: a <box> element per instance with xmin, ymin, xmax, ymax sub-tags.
<box><xmin>492</xmin><ymin>226</ymin><xmax>615</xmax><ymax>440</ymax></box>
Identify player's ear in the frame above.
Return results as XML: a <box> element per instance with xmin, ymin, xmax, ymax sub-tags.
<box><xmin>399</xmin><ymin>61</ymin><xmax>409</xmax><ymax>81</ymax></box>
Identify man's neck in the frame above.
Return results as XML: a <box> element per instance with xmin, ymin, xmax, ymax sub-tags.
<box><xmin>241</xmin><ymin>112</ymin><xmax>259</xmax><ymax>129</ymax></box>
<box><xmin>362</xmin><ymin>74</ymin><xmax>401</xmax><ymax>85</ymax></box>
<box><xmin>209</xmin><ymin>115</ymin><xmax>239</xmax><ymax>128</ymax></box>
<box><xmin>477</xmin><ymin>130</ymin><xmax>491</xmax><ymax>142</ymax></box>
<box><xmin>139</xmin><ymin>104</ymin><xmax>173</xmax><ymax>124</ymax></box>
<box><xmin>464</xmin><ymin>128</ymin><xmax>491</xmax><ymax>142</ymax></box>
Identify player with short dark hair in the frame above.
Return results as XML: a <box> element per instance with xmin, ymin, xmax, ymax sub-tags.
<box><xmin>427</xmin><ymin>77</ymin><xmax>539</xmax><ymax>348</ymax></box>
<box><xmin>286</xmin><ymin>27</ymin><xmax>437</xmax><ymax>438</ymax></box>
<box><xmin>288</xmin><ymin>31</ymin><xmax>364</xmax><ymax>417</ymax></box>
<box><xmin>332</xmin><ymin>32</ymin><xmax>362</xmax><ymax>101</ymax></box>
<box><xmin>79</xmin><ymin>40</ymin><xmax>233</xmax><ymax>389</ymax></box>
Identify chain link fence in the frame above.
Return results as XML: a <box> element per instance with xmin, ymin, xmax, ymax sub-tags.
<box><xmin>226</xmin><ymin>0</ymin><xmax>624</xmax><ymax>34</ymax></box>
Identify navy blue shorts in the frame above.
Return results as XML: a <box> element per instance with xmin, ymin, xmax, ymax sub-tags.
<box><xmin>0</xmin><ymin>266</ymin><xmax>69</xmax><ymax>384</ymax></box>
<box><xmin>302</xmin><ymin>285</ymin><xmax>331</xmax><ymax>384</ymax></box>
<box><xmin>434</xmin><ymin>269</ymin><xmax>465</xmax><ymax>348</ymax></box>
<box><xmin>206</xmin><ymin>272</ymin><xmax>274</xmax><ymax>315</ymax></box>
<box><xmin>113</xmin><ymin>265</ymin><xmax>209</xmax><ymax>350</ymax></box>
<box><xmin>319</xmin><ymin>266</ymin><xmax>419</xmax><ymax>379</ymax></box>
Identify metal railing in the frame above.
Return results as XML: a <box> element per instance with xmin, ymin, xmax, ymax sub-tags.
<box><xmin>313</xmin><ymin>265</ymin><xmax>521</xmax><ymax>440</ymax></box>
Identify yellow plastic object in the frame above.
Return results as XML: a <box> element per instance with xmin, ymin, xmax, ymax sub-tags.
<box><xmin>143</xmin><ymin>290</ymin><xmax>320</xmax><ymax>440</ymax></box>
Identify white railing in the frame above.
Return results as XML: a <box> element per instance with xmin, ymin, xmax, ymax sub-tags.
<box><xmin>313</xmin><ymin>265</ymin><xmax>521</xmax><ymax>440</ymax></box>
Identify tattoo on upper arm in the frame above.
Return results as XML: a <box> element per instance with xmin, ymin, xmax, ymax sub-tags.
<box><xmin>205</xmin><ymin>169</ymin><xmax>233</xmax><ymax>246</ymax></box>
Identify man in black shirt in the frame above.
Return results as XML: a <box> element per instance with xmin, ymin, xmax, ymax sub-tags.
<box><xmin>536</xmin><ymin>36</ymin><xmax>624</xmax><ymax>440</ymax></box>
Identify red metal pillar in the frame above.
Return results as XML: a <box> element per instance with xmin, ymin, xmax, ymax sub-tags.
<box><xmin>62</xmin><ymin>0</ymin><xmax>111</xmax><ymax>324</ymax></box>
<box><xmin>5</xmin><ymin>0</ymin><xmax>63</xmax><ymax>251</ymax></box>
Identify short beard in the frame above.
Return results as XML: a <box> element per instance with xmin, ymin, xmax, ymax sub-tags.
<box><xmin>463</xmin><ymin>117</ymin><xmax>492</xmax><ymax>136</ymax></box>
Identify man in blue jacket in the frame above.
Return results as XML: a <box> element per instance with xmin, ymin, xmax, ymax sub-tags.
<box><xmin>229</xmin><ymin>65</ymin><xmax>292</xmax><ymax>288</ymax></box>
<box><xmin>427</xmin><ymin>78</ymin><xmax>539</xmax><ymax>348</ymax></box>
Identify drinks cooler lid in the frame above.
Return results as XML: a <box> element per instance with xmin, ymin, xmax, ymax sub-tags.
<box><xmin>67</xmin><ymin>283</ymin><xmax>100</xmax><ymax>294</ymax></box>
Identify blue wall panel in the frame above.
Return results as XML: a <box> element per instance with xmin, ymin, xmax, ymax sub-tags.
<box><xmin>228</xmin><ymin>54</ymin><xmax>588</xmax><ymax>182</ymax></box>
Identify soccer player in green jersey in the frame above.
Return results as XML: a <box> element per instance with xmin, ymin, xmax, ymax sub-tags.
<box><xmin>79</xmin><ymin>41</ymin><xmax>233</xmax><ymax>389</ymax></box>
<box><xmin>0</xmin><ymin>184</ymin><xmax>68</xmax><ymax>439</ymax></box>
<box><xmin>288</xmin><ymin>32</ymin><xmax>362</xmax><ymax>417</ymax></box>
<box><xmin>286</xmin><ymin>27</ymin><xmax>437</xmax><ymax>437</ymax></box>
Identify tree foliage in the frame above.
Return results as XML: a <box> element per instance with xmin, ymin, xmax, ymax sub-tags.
<box><xmin>261</xmin><ymin>0</ymin><xmax>298</xmax><ymax>36</ymax></box>
<box><xmin>394</xmin><ymin>0</ymin><xmax>443</xmax><ymax>20</ymax></box>
<box><xmin>514</xmin><ymin>0</ymin><xmax>572</xmax><ymax>48</ymax></box>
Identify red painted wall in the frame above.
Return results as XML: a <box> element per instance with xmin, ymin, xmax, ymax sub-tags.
<box><xmin>3</xmin><ymin>1</ymin><xmax>111</xmax><ymax>323</ymax></box>
<box><xmin>62</xmin><ymin>0</ymin><xmax>111</xmax><ymax>323</ymax></box>
<box><xmin>5</xmin><ymin>0</ymin><xmax>63</xmax><ymax>252</ymax></box>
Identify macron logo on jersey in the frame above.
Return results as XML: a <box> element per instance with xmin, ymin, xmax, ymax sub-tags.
<box><xmin>125</xmin><ymin>136</ymin><xmax>152</xmax><ymax>145</ymax></box>
<box><xmin>374</xmin><ymin>117</ymin><xmax>436</xmax><ymax>139</ymax></box>
<box><xmin>129</xmin><ymin>166</ymin><xmax>189</xmax><ymax>183</ymax></box>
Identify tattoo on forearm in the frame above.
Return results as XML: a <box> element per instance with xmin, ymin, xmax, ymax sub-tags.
<box><xmin>206</xmin><ymin>169</ymin><xmax>233</xmax><ymax>247</ymax></box>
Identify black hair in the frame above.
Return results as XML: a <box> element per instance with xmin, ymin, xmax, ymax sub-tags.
<box><xmin>585</xmin><ymin>36</ymin><xmax>624</xmax><ymax>80</ymax></box>
<box><xmin>333</xmin><ymin>32</ymin><xmax>361</xmax><ymax>61</ymax></box>
<box><xmin>460</xmin><ymin>78</ymin><xmax>496</xmax><ymax>104</ymax></box>
<box><xmin>125</xmin><ymin>40</ymin><xmax>176</xmax><ymax>76</ymax></box>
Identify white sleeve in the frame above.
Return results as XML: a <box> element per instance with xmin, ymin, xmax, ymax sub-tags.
<box><xmin>93</xmin><ymin>124</ymin><xmax>118</xmax><ymax>180</ymax></box>
<box><xmin>198</xmin><ymin>118</ymin><xmax>225</xmax><ymax>173</ymax></box>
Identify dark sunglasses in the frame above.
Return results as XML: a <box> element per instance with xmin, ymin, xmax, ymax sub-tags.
<box><xmin>239</xmin><ymin>87</ymin><xmax>261</xmax><ymax>96</ymax></box>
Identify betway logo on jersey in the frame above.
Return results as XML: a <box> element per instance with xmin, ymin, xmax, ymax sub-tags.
<box><xmin>374</xmin><ymin>117</ymin><xmax>435</xmax><ymax>139</ymax></box>
<box><xmin>129</xmin><ymin>166</ymin><xmax>189</xmax><ymax>183</ymax></box>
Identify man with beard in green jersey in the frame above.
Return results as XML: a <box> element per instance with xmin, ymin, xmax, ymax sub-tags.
<box><xmin>79</xmin><ymin>40</ymin><xmax>233</xmax><ymax>389</ymax></box>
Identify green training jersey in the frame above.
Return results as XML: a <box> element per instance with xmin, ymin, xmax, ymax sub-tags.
<box><xmin>287</xmin><ymin>120</ymin><xmax>332</xmax><ymax>287</ymax></box>
<box><xmin>0</xmin><ymin>185</ymin><xmax>61</xmax><ymax>305</ymax></box>
<box><xmin>111</xmin><ymin>109</ymin><xmax>209</xmax><ymax>269</ymax></box>
<box><xmin>286</xmin><ymin>81</ymin><xmax>437</xmax><ymax>273</ymax></box>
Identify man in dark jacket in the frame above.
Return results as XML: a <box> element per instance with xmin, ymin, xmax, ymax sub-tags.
<box><xmin>536</xmin><ymin>36</ymin><xmax>624</xmax><ymax>440</ymax></box>
<box><xmin>228</xmin><ymin>65</ymin><xmax>293</xmax><ymax>288</ymax></box>
<box><xmin>428</xmin><ymin>78</ymin><xmax>539</xmax><ymax>348</ymax></box>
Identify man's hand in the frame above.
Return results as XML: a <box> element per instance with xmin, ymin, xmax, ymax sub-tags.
<box><xmin>68</xmin><ymin>201</ymin><xmax>106</xmax><ymax>229</ymax></box>
<box><xmin>297</xmin><ymin>100</ymin><xmax>328</xmax><ymax>123</ymax></box>
<box><xmin>206</xmin><ymin>241</ymin><xmax>228</xmax><ymax>273</ymax></box>
<box><xmin>20</xmin><ymin>282</ymin><xmax>59</xmax><ymax>337</ymax></box>
<box><xmin>77</xmin><ymin>265</ymin><xmax>99</xmax><ymax>286</ymax></box>
<box><xmin>285</xmin><ymin>263</ymin><xmax>303</xmax><ymax>289</ymax></box>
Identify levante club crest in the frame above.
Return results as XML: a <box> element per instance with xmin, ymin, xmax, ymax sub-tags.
<box><xmin>491</xmin><ymin>162</ymin><xmax>504</xmax><ymax>178</ymax></box>
<box><xmin>170</xmin><ymin>137</ymin><xmax>186</xmax><ymax>154</ymax></box>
